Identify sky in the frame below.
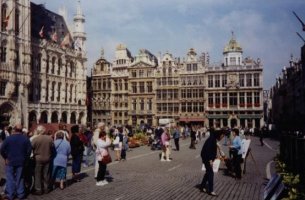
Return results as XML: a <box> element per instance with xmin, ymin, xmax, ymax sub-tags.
<box><xmin>31</xmin><ymin>0</ymin><xmax>305</xmax><ymax>89</ymax></box>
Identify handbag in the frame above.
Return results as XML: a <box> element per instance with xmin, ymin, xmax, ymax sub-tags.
<box><xmin>201</xmin><ymin>159</ymin><xmax>221</xmax><ymax>173</ymax></box>
<box><xmin>101</xmin><ymin>154</ymin><xmax>112</xmax><ymax>165</ymax></box>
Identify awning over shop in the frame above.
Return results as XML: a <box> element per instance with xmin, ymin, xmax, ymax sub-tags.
<box><xmin>206</xmin><ymin>115</ymin><xmax>229</xmax><ymax>119</ymax></box>
<box><xmin>238</xmin><ymin>114</ymin><xmax>263</xmax><ymax>119</ymax></box>
<box><xmin>179</xmin><ymin>117</ymin><xmax>205</xmax><ymax>122</ymax></box>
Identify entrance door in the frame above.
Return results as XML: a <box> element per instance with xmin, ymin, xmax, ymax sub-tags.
<box><xmin>230</xmin><ymin>118</ymin><xmax>237</xmax><ymax>128</ymax></box>
<box><xmin>0</xmin><ymin>103</ymin><xmax>15</xmax><ymax>126</ymax></box>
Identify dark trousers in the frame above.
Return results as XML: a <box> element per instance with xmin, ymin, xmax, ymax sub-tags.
<box><xmin>233</xmin><ymin>154</ymin><xmax>242</xmax><ymax>178</ymax></box>
<box><xmin>34</xmin><ymin>161</ymin><xmax>50</xmax><ymax>192</ymax></box>
<box><xmin>72</xmin><ymin>154</ymin><xmax>82</xmax><ymax>174</ymax></box>
<box><xmin>121</xmin><ymin>149</ymin><xmax>126</xmax><ymax>159</ymax></box>
<box><xmin>97</xmin><ymin>162</ymin><xmax>107</xmax><ymax>182</ymax></box>
<box><xmin>201</xmin><ymin>161</ymin><xmax>214</xmax><ymax>193</ymax></box>
<box><xmin>5</xmin><ymin>165</ymin><xmax>25</xmax><ymax>200</ymax></box>
<box><xmin>189</xmin><ymin>138</ymin><xmax>196</xmax><ymax>149</ymax></box>
<box><xmin>174</xmin><ymin>138</ymin><xmax>179</xmax><ymax>151</ymax></box>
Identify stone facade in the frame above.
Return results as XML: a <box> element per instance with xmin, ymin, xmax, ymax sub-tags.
<box><xmin>92</xmin><ymin>35</ymin><xmax>264</xmax><ymax>128</ymax></box>
<box><xmin>0</xmin><ymin>1</ymin><xmax>87</xmax><ymax>128</ymax></box>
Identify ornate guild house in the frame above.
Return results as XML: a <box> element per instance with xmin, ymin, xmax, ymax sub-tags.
<box><xmin>92</xmin><ymin>34</ymin><xmax>264</xmax><ymax>128</ymax></box>
<box><xmin>0</xmin><ymin>1</ymin><xmax>87</xmax><ymax>128</ymax></box>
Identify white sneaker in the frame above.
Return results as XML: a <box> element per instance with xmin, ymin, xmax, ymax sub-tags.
<box><xmin>102</xmin><ymin>180</ymin><xmax>109</xmax><ymax>185</ymax></box>
<box><xmin>96</xmin><ymin>181</ymin><xmax>103</xmax><ymax>186</ymax></box>
<box><xmin>166</xmin><ymin>159</ymin><xmax>171</xmax><ymax>162</ymax></box>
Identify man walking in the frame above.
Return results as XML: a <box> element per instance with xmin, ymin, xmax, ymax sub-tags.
<box><xmin>0</xmin><ymin>124</ymin><xmax>32</xmax><ymax>200</ymax></box>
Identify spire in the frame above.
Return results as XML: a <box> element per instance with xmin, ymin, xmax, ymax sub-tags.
<box><xmin>76</xmin><ymin>0</ymin><xmax>83</xmax><ymax>16</ymax></box>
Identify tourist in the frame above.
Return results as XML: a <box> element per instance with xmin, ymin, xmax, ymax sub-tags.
<box><xmin>172</xmin><ymin>125</ymin><xmax>180</xmax><ymax>151</ymax></box>
<box><xmin>199</xmin><ymin>129</ymin><xmax>224</xmax><ymax>196</ymax></box>
<box><xmin>0</xmin><ymin>124</ymin><xmax>32</xmax><ymax>200</ymax></box>
<box><xmin>70</xmin><ymin>125</ymin><xmax>84</xmax><ymax>182</ymax></box>
<box><xmin>161</xmin><ymin>127</ymin><xmax>171</xmax><ymax>161</ymax></box>
<box><xmin>229</xmin><ymin>128</ymin><xmax>242</xmax><ymax>179</ymax></box>
<box><xmin>96</xmin><ymin>131</ymin><xmax>111</xmax><ymax>186</ymax></box>
<box><xmin>31</xmin><ymin>125</ymin><xmax>54</xmax><ymax>195</ymax></box>
<box><xmin>51</xmin><ymin>130</ymin><xmax>71</xmax><ymax>190</ymax></box>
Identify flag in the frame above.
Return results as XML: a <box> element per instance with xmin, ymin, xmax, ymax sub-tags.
<box><xmin>51</xmin><ymin>31</ymin><xmax>58</xmax><ymax>43</ymax></box>
<box><xmin>60</xmin><ymin>34</ymin><xmax>71</xmax><ymax>48</ymax></box>
<box><xmin>3</xmin><ymin>7</ymin><xmax>14</xmax><ymax>28</ymax></box>
<box><xmin>39</xmin><ymin>26</ymin><xmax>44</xmax><ymax>38</ymax></box>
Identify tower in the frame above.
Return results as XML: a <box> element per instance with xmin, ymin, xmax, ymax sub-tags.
<box><xmin>223</xmin><ymin>32</ymin><xmax>243</xmax><ymax>67</ymax></box>
<box><xmin>73</xmin><ymin>0</ymin><xmax>86</xmax><ymax>51</ymax></box>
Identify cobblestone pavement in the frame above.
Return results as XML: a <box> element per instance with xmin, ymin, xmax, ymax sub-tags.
<box><xmin>1</xmin><ymin>136</ymin><xmax>279</xmax><ymax>200</ymax></box>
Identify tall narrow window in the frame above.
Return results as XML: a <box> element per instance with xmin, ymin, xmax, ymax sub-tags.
<box><xmin>215</xmin><ymin>75</ymin><xmax>220</xmax><ymax>88</ymax></box>
<box><xmin>246</xmin><ymin>74</ymin><xmax>252</xmax><ymax>87</ymax></box>
<box><xmin>222</xmin><ymin>93</ymin><xmax>227</xmax><ymax>107</ymax></box>
<box><xmin>229</xmin><ymin>93</ymin><xmax>237</xmax><ymax>106</ymax></box>
<box><xmin>254</xmin><ymin>73</ymin><xmax>260</xmax><ymax>87</ymax></box>
<box><xmin>15</xmin><ymin>9</ymin><xmax>19</xmax><ymax>35</ymax></box>
<box><xmin>0</xmin><ymin>41</ymin><xmax>7</xmax><ymax>62</ymax></box>
<box><xmin>208</xmin><ymin>75</ymin><xmax>213</xmax><ymax>88</ymax></box>
<box><xmin>222</xmin><ymin>74</ymin><xmax>227</xmax><ymax>87</ymax></box>
<box><xmin>0</xmin><ymin>81</ymin><xmax>7</xmax><ymax>96</ymax></box>
<box><xmin>239</xmin><ymin>74</ymin><xmax>244</xmax><ymax>87</ymax></box>
<box><xmin>1</xmin><ymin>4</ymin><xmax>7</xmax><ymax>31</ymax></box>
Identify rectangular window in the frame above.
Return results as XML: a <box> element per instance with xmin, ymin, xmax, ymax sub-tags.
<box><xmin>132</xmin><ymin>82</ymin><xmax>137</xmax><ymax>93</ymax></box>
<box><xmin>230</xmin><ymin>57</ymin><xmax>236</xmax><ymax>65</ymax></box>
<box><xmin>199</xmin><ymin>102</ymin><xmax>204</xmax><ymax>112</ymax></box>
<box><xmin>193</xmin><ymin>102</ymin><xmax>198</xmax><ymax>112</ymax></box>
<box><xmin>246</xmin><ymin>74</ymin><xmax>252</xmax><ymax>87</ymax></box>
<box><xmin>208</xmin><ymin>93</ymin><xmax>214</xmax><ymax>107</ymax></box>
<box><xmin>246</xmin><ymin>92</ymin><xmax>252</xmax><ymax>107</ymax></box>
<box><xmin>239</xmin><ymin>74</ymin><xmax>244</xmax><ymax>87</ymax></box>
<box><xmin>239</xmin><ymin>92</ymin><xmax>245</xmax><ymax>107</ymax></box>
<box><xmin>139</xmin><ymin>70</ymin><xmax>144</xmax><ymax>77</ymax></box>
<box><xmin>0</xmin><ymin>46</ymin><xmax>7</xmax><ymax>62</ymax></box>
<box><xmin>187</xmin><ymin>89</ymin><xmax>192</xmax><ymax>98</ymax></box>
<box><xmin>229</xmin><ymin>92</ymin><xmax>237</xmax><ymax>106</ymax></box>
<box><xmin>0</xmin><ymin>81</ymin><xmax>7</xmax><ymax>96</ymax></box>
<box><xmin>199</xmin><ymin>89</ymin><xmax>204</xmax><ymax>98</ymax></box>
<box><xmin>140</xmin><ymin>99</ymin><xmax>145</xmax><ymax>110</ymax></box>
<box><xmin>215</xmin><ymin>75</ymin><xmax>220</xmax><ymax>88</ymax></box>
<box><xmin>222</xmin><ymin>74</ymin><xmax>227</xmax><ymax>87</ymax></box>
<box><xmin>182</xmin><ymin>103</ymin><xmax>186</xmax><ymax>112</ymax></box>
<box><xmin>147</xmin><ymin>82</ymin><xmax>153</xmax><ymax>92</ymax></box>
<box><xmin>193</xmin><ymin>63</ymin><xmax>198</xmax><ymax>71</ymax></box>
<box><xmin>215</xmin><ymin>93</ymin><xmax>220</xmax><ymax>107</ymax></box>
<box><xmin>187</xmin><ymin>102</ymin><xmax>192</xmax><ymax>112</ymax></box>
<box><xmin>222</xmin><ymin>93</ymin><xmax>227</xmax><ymax>107</ymax></box>
<box><xmin>193</xmin><ymin>89</ymin><xmax>198</xmax><ymax>98</ymax></box>
<box><xmin>254</xmin><ymin>92</ymin><xmax>260</xmax><ymax>107</ymax></box>
<box><xmin>139</xmin><ymin>82</ymin><xmax>145</xmax><ymax>93</ymax></box>
<box><xmin>254</xmin><ymin>73</ymin><xmax>260</xmax><ymax>87</ymax></box>
<box><xmin>181</xmin><ymin>89</ymin><xmax>186</xmax><ymax>99</ymax></box>
<box><xmin>131</xmin><ymin>71</ymin><xmax>137</xmax><ymax>78</ymax></box>
<box><xmin>187</xmin><ymin>64</ymin><xmax>192</xmax><ymax>71</ymax></box>
<box><xmin>208</xmin><ymin>75</ymin><xmax>213</xmax><ymax>88</ymax></box>
<box><xmin>132</xmin><ymin>99</ymin><xmax>137</xmax><ymax>110</ymax></box>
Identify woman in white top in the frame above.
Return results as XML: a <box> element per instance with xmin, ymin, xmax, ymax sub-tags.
<box><xmin>96</xmin><ymin>131</ymin><xmax>111</xmax><ymax>186</ymax></box>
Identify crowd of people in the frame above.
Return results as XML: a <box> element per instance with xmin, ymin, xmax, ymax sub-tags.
<box><xmin>0</xmin><ymin>122</ymin><xmax>266</xmax><ymax>199</ymax></box>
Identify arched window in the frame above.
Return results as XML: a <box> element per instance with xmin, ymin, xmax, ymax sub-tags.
<box><xmin>1</xmin><ymin>4</ymin><xmax>7</xmax><ymax>31</ymax></box>
<box><xmin>1</xmin><ymin>40</ymin><xmax>7</xmax><ymax>62</ymax></box>
<box><xmin>15</xmin><ymin>9</ymin><xmax>19</xmax><ymax>35</ymax></box>
<box><xmin>37</xmin><ymin>53</ymin><xmax>42</xmax><ymax>72</ymax></box>
<box><xmin>51</xmin><ymin>57</ymin><xmax>56</xmax><ymax>74</ymax></box>
<box><xmin>51</xmin><ymin>81</ymin><xmax>56</xmax><ymax>101</ymax></box>
<box><xmin>58</xmin><ymin>58</ymin><xmax>62</xmax><ymax>75</ymax></box>
<box><xmin>46</xmin><ymin>55</ymin><xmax>49</xmax><ymax>73</ymax></box>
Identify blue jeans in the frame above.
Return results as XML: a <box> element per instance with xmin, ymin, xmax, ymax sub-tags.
<box><xmin>5</xmin><ymin>165</ymin><xmax>25</xmax><ymax>200</ymax></box>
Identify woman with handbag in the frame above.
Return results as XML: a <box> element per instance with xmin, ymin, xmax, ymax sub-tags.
<box><xmin>96</xmin><ymin>131</ymin><xmax>112</xmax><ymax>186</ymax></box>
